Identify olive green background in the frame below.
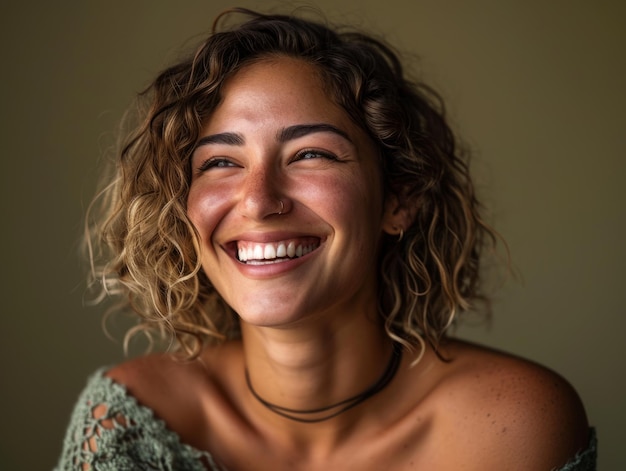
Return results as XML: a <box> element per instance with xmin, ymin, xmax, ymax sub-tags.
<box><xmin>1</xmin><ymin>1</ymin><xmax>623</xmax><ymax>469</ymax></box>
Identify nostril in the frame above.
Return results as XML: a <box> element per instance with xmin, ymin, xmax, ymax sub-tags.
<box><xmin>239</xmin><ymin>192</ymin><xmax>289</xmax><ymax>220</ymax></box>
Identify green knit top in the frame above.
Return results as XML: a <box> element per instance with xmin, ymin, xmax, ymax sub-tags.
<box><xmin>55</xmin><ymin>369</ymin><xmax>597</xmax><ymax>470</ymax></box>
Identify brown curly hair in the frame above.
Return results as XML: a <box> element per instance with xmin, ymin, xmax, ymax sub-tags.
<box><xmin>85</xmin><ymin>8</ymin><xmax>498</xmax><ymax>358</ymax></box>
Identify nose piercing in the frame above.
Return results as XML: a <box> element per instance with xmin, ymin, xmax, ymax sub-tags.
<box><xmin>277</xmin><ymin>200</ymin><xmax>284</xmax><ymax>215</ymax></box>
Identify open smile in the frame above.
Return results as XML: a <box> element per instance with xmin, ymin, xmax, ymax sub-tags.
<box><xmin>233</xmin><ymin>237</ymin><xmax>321</xmax><ymax>265</ymax></box>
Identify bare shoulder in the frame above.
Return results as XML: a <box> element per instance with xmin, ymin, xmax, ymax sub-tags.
<box><xmin>105</xmin><ymin>352</ymin><xmax>202</xmax><ymax>416</ymax></box>
<box><xmin>104</xmin><ymin>342</ymin><xmax>243</xmax><ymax>442</ymax></box>
<box><xmin>106</xmin><ymin>341</ymin><xmax>241</xmax><ymax>392</ymax></box>
<box><xmin>106</xmin><ymin>350</ymin><xmax>192</xmax><ymax>388</ymax></box>
<box><xmin>430</xmin><ymin>339</ymin><xmax>590</xmax><ymax>470</ymax></box>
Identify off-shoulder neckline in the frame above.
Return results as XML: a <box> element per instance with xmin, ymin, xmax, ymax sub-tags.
<box><xmin>89</xmin><ymin>367</ymin><xmax>227</xmax><ymax>471</ymax></box>
<box><xmin>87</xmin><ymin>367</ymin><xmax>596</xmax><ymax>471</ymax></box>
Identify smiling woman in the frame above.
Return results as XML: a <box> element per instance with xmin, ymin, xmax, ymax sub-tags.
<box><xmin>187</xmin><ymin>58</ymin><xmax>386</xmax><ymax>328</ymax></box>
<box><xmin>55</xmin><ymin>8</ymin><xmax>596</xmax><ymax>471</ymax></box>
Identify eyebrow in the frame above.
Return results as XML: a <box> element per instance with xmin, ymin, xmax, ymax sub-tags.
<box><xmin>195</xmin><ymin>132</ymin><xmax>245</xmax><ymax>148</ymax></box>
<box><xmin>194</xmin><ymin>123</ymin><xmax>352</xmax><ymax>150</ymax></box>
<box><xmin>277</xmin><ymin>123</ymin><xmax>352</xmax><ymax>143</ymax></box>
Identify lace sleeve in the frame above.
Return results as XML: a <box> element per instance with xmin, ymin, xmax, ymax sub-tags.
<box><xmin>553</xmin><ymin>428</ymin><xmax>597</xmax><ymax>471</ymax></box>
<box><xmin>55</xmin><ymin>368</ymin><xmax>222</xmax><ymax>471</ymax></box>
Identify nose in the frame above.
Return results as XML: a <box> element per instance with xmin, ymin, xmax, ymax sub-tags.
<box><xmin>238</xmin><ymin>164</ymin><xmax>288</xmax><ymax>220</ymax></box>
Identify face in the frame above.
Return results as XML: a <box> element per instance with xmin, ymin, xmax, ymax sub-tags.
<box><xmin>187</xmin><ymin>57</ymin><xmax>394</xmax><ymax>329</ymax></box>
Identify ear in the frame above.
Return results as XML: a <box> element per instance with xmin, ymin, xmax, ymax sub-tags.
<box><xmin>381</xmin><ymin>193</ymin><xmax>416</xmax><ymax>236</ymax></box>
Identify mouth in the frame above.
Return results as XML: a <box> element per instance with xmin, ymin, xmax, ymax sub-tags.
<box><xmin>232</xmin><ymin>237</ymin><xmax>321</xmax><ymax>265</ymax></box>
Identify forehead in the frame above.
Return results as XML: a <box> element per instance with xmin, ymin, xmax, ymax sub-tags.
<box><xmin>223</xmin><ymin>56</ymin><xmax>325</xmax><ymax>97</ymax></box>
<box><xmin>206</xmin><ymin>57</ymin><xmax>351</xmax><ymax>130</ymax></box>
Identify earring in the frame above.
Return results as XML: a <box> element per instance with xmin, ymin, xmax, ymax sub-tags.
<box><xmin>393</xmin><ymin>226</ymin><xmax>404</xmax><ymax>241</ymax></box>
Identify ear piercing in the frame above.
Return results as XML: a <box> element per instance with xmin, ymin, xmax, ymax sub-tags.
<box><xmin>393</xmin><ymin>226</ymin><xmax>404</xmax><ymax>241</ymax></box>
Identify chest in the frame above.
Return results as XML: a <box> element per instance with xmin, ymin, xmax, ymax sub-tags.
<box><xmin>202</xmin><ymin>413</ymin><xmax>466</xmax><ymax>471</ymax></box>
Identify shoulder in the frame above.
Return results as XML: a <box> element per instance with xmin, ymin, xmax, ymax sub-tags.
<box><xmin>427</xmin><ymin>339</ymin><xmax>590</xmax><ymax>470</ymax></box>
<box><xmin>106</xmin><ymin>349</ymin><xmax>197</xmax><ymax>381</ymax></box>
<box><xmin>104</xmin><ymin>342</ymin><xmax>244</xmax><ymax>447</ymax></box>
<box><xmin>105</xmin><ymin>342</ymin><xmax>242</xmax><ymax>405</ymax></box>
<box><xmin>105</xmin><ymin>352</ymin><xmax>208</xmax><ymax>431</ymax></box>
<box><xmin>57</xmin><ymin>361</ymin><xmax>214</xmax><ymax>471</ymax></box>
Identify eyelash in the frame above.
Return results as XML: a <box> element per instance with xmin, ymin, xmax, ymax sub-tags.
<box><xmin>197</xmin><ymin>158</ymin><xmax>235</xmax><ymax>172</ymax></box>
<box><xmin>293</xmin><ymin>149</ymin><xmax>338</xmax><ymax>162</ymax></box>
<box><xmin>196</xmin><ymin>149</ymin><xmax>338</xmax><ymax>173</ymax></box>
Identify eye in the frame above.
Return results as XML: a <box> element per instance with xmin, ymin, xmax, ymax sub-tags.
<box><xmin>197</xmin><ymin>158</ymin><xmax>238</xmax><ymax>172</ymax></box>
<box><xmin>293</xmin><ymin>149</ymin><xmax>338</xmax><ymax>162</ymax></box>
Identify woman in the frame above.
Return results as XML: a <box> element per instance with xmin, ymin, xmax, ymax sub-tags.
<box><xmin>57</xmin><ymin>8</ymin><xmax>596</xmax><ymax>470</ymax></box>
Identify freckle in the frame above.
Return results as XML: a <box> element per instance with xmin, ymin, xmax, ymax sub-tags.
<box><xmin>501</xmin><ymin>427</ymin><xmax>507</xmax><ymax>433</ymax></box>
<box><xmin>486</xmin><ymin>413</ymin><xmax>491</xmax><ymax>417</ymax></box>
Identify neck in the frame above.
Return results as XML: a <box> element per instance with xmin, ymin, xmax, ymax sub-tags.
<box><xmin>240</xmin><ymin>314</ymin><xmax>397</xmax><ymax>425</ymax></box>
<box><xmin>245</xmin><ymin>342</ymin><xmax>402</xmax><ymax>423</ymax></box>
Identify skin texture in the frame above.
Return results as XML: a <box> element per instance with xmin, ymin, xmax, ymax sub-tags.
<box><xmin>108</xmin><ymin>57</ymin><xmax>590</xmax><ymax>470</ymax></box>
<box><xmin>187</xmin><ymin>58</ymin><xmax>390</xmax><ymax>329</ymax></box>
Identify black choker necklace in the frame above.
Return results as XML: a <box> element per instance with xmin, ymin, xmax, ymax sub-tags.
<box><xmin>245</xmin><ymin>343</ymin><xmax>403</xmax><ymax>423</ymax></box>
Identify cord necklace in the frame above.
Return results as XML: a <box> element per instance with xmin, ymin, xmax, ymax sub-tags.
<box><xmin>245</xmin><ymin>342</ymin><xmax>403</xmax><ymax>423</ymax></box>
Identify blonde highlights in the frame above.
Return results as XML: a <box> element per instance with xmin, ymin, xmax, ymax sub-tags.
<box><xmin>85</xmin><ymin>8</ymin><xmax>499</xmax><ymax>358</ymax></box>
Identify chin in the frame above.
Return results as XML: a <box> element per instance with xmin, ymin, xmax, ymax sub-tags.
<box><xmin>235</xmin><ymin>302</ymin><xmax>318</xmax><ymax>330</ymax></box>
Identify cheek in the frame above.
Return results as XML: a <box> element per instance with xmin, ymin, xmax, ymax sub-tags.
<box><xmin>186</xmin><ymin>182</ymin><xmax>228</xmax><ymax>241</ymax></box>
<box><xmin>302</xmin><ymin>171</ymin><xmax>383</xmax><ymax>230</ymax></box>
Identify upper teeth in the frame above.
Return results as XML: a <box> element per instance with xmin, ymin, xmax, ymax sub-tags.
<box><xmin>237</xmin><ymin>240</ymin><xmax>317</xmax><ymax>262</ymax></box>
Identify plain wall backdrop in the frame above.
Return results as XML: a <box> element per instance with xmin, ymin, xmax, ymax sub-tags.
<box><xmin>1</xmin><ymin>1</ymin><xmax>623</xmax><ymax>469</ymax></box>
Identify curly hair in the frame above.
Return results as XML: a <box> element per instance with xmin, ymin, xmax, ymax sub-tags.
<box><xmin>86</xmin><ymin>7</ymin><xmax>499</xmax><ymax>359</ymax></box>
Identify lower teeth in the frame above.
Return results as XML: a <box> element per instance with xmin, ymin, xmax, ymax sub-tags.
<box><xmin>246</xmin><ymin>257</ymin><xmax>291</xmax><ymax>265</ymax></box>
